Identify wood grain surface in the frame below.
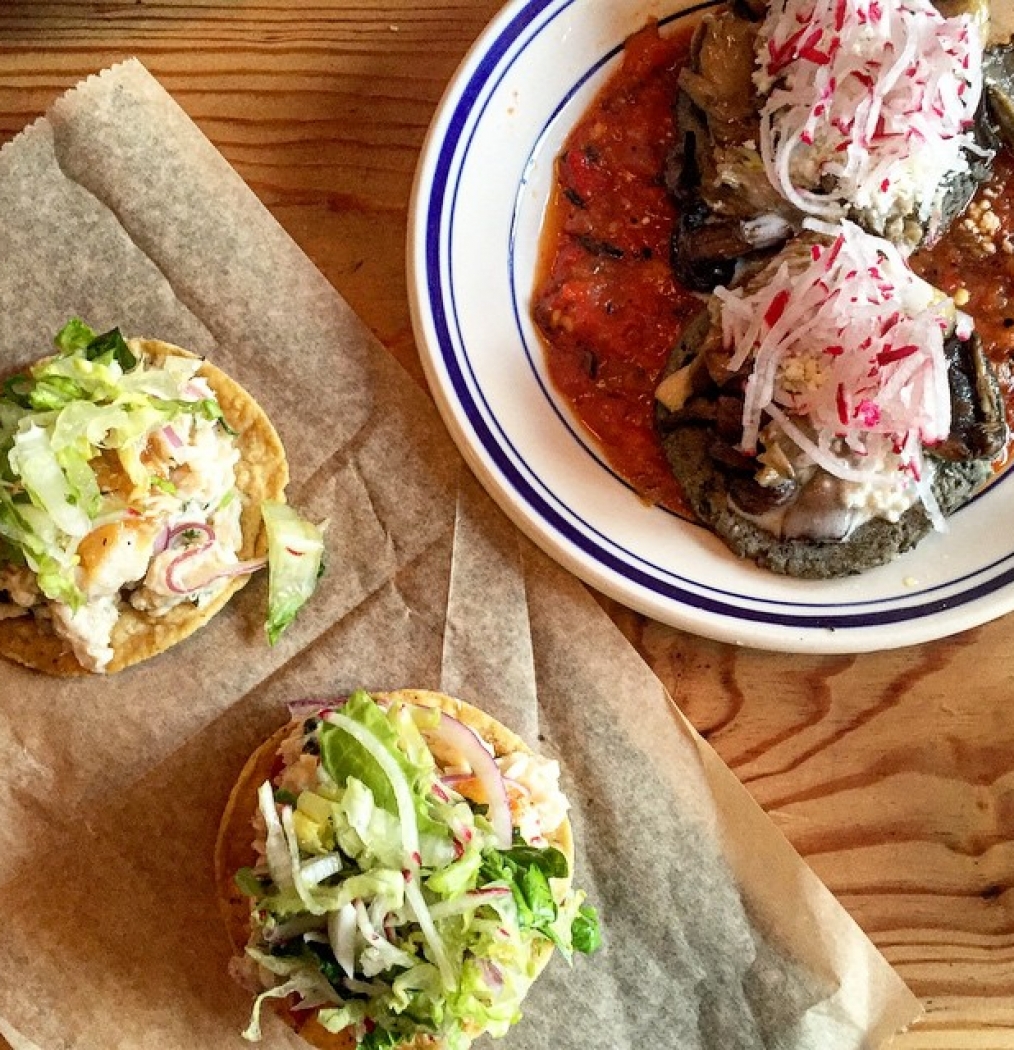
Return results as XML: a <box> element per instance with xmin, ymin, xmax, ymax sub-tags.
<box><xmin>0</xmin><ymin>3</ymin><xmax>1012</xmax><ymax>1048</ymax></box>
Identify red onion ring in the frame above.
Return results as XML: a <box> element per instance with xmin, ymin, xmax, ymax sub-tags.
<box><xmin>166</xmin><ymin>553</ymin><xmax>266</xmax><ymax>595</ymax></box>
<box><xmin>165</xmin><ymin>544</ymin><xmax>213</xmax><ymax>594</ymax></box>
<box><xmin>161</xmin><ymin>424</ymin><xmax>182</xmax><ymax>449</ymax></box>
<box><xmin>286</xmin><ymin>697</ymin><xmax>347</xmax><ymax>720</ymax></box>
<box><xmin>427</xmin><ymin>712</ymin><xmax>513</xmax><ymax>849</ymax></box>
<box><xmin>151</xmin><ymin>524</ymin><xmax>170</xmax><ymax>557</ymax></box>
<box><xmin>165</xmin><ymin>521</ymin><xmax>215</xmax><ymax>548</ymax></box>
<box><xmin>478</xmin><ymin>958</ymin><xmax>504</xmax><ymax>991</ymax></box>
<box><xmin>161</xmin><ymin>523</ymin><xmax>218</xmax><ymax>593</ymax></box>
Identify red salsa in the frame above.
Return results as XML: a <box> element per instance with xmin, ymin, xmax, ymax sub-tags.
<box><xmin>911</xmin><ymin>148</ymin><xmax>1014</xmax><ymax>469</ymax></box>
<box><xmin>533</xmin><ymin>21</ymin><xmax>1014</xmax><ymax>507</ymax></box>
<box><xmin>532</xmin><ymin>25</ymin><xmax>701</xmax><ymax>516</ymax></box>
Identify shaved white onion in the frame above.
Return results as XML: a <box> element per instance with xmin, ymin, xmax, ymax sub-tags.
<box><xmin>257</xmin><ymin>780</ymin><xmax>293</xmax><ymax>889</ymax></box>
<box><xmin>328</xmin><ymin>902</ymin><xmax>358</xmax><ymax>978</ymax></box>
<box><xmin>300</xmin><ymin>854</ymin><xmax>344</xmax><ymax>887</ymax></box>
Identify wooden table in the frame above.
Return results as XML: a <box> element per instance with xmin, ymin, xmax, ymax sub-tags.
<box><xmin>0</xmin><ymin>3</ymin><xmax>1011</xmax><ymax>1047</ymax></box>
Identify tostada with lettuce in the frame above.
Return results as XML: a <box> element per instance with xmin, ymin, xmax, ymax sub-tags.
<box><xmin>215</xmin><ymin>688</ymin><xmax>600</xmax><ymax>1050</ymax></box>
<box><xmin>0</xmin><ymin>319</ymin><xmax>323</xmax><ymax>674</ymax></box>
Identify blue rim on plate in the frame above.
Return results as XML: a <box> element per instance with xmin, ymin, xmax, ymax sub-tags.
<box><xmin>407</xmin><ymin>0</ymin><xmax>1014</xmax><ymax>652</ymax></box>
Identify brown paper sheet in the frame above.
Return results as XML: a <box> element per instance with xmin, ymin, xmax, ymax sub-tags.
<box><xmin>0</xmin><ymin>60</ymin><xmax>920</xmax><ymax>1049</ymax></box>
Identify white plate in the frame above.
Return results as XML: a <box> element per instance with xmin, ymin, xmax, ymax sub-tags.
<box><xmin>407</xmin><ymin>0</ymin><xmax>1014</xmax><ymax>653</ymax></box>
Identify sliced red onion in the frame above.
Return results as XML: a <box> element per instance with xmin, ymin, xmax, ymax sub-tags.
<box><xmin>164</xmin><ymin>544</ymin><xmax>212</xmax><ymax>594</ymax></box>
<box><xmin>196</xmin><ymin>557</ymin><xmax>267</xmax><ymax>586</ymax></box>
<box><xmin>151</xmin><ymin>524</ymin><xmax>170</xmax><ymax>557</ymax></box>
<box><xmin>287</xmin><ymin>697</ymin><xmax>346</xmax><ymax>720</ymax></box>
<box><xmin>161</xmin><ymin>424</ymin><xmax>182</xmax><ymax>449</ymax></box>
<box><xmin>165</xmin><ymin>520</ymin><xmax>215</xmax><ymax>548</ymax></box>
<box><xmin>165</xmin><ymin>551</ymin><xmax>265</xmax><ymax>595</ymax></box>
<box><xmin>478</xmin><ymin>958</ymin><xmax>504</xmax><ymax>992</ymax></box>
<box><xmin>159</xmin><ymin>522</ymin><xmax>217</xmax><ymax>584</ymax></box>
<box><xmin>428</xmin><ymin>712</ymin><xmax>512</xmax><ymax>848</ymax></box>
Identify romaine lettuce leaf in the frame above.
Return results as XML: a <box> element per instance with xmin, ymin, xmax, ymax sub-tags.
<box><xmin>319</xmin><ymin>691</ymin><xmax>452</xmax><ymax>864</ymax></box>
<box><xmin>262</xmin><ymin>499</ymin><xmax>325</xmax><ymax>644</ymax></box>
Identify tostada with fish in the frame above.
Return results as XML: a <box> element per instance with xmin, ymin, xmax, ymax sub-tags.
<box><xmin>216</xmin><ymin>688</ymin><xmax>599</xmax><ymax>1049</ymax></box>
<box><xmin>653</xmin><ymin>0</ymin><xmax>1014</xmax><ymax>576</ymax></box>
<box><xmin>0</xmin><ymin>320</ymin><xmax>324</xmax><ymax>673</ymax></box>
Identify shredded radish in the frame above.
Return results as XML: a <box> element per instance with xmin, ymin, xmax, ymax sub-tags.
<box><xmin>354</xmin><ymin>898</ymin><xmax>417</xmax><ymax>973</ymax></box>
<box><xmin>478</xmin><ymin>959</ymin><xmax>504</xmax><ymax>992</ymax></box>
<box><xmin>300</xmin><ymin>854</ymin><xmax>344</xmax><ymax>887</ymax></box>
<box><xmin>283</xmin><ymin>806</ymin><xmax>327</xmax><ymax>914</ymax></box>
<box><xmin>755</xmin><ymin>0</ymin><xmax>983</xmax><ymax>240</ymax></box>
<box><xmin>264</xmin><ymin>913</ymin><xmax>326</xmax><ymax>944</ymax></box>
<box><xmin>714</xmin><ymin>219</ymin><xmax>961</xmax><ymax>516</ymax></box>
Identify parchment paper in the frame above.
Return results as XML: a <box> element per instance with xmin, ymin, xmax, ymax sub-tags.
<box><xmin>0</xmin><ymin>60</ymin><xmax>920</xmax><ymax>1050</ymax></box>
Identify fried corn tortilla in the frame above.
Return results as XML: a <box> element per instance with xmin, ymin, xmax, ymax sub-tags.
<box><xmin>215</xmin><ymin>689</ymin><xmax>574</xmax><ymax>1050</ymax></box>
<box><xmin>0</xmin><ymin>338</ymin><xmax>288</xmax><ymax>675</ymax></box>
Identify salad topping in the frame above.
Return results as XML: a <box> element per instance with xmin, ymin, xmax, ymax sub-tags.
<box><xmin>234</xmin><ymin>691</ymin><xmax>599</xmax><ymax>1049</ymax></box>
<box><xmin>756</xmin><ymin>0</ymin><xmax>984</xmax><ymax>243</ymax></box>
<box><xmin>711</xmin><ymin>219</ymin><xmax>969</xmax><ymax>527</ymax></box>
<box><xmin>0</xmin><ymin>320</ymin><xmax>323</xmax><ymax>670</ymax></box>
